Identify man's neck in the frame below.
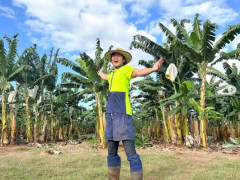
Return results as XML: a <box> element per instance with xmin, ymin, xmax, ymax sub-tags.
<box><xmin>114</xmin><ymin>64</ymin><xmax>124</xmax><ymax>69</ymax></box>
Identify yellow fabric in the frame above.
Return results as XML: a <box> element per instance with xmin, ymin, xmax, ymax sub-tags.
<box><xmin>107</xmin><ymin>65</ymin><xmax>134</xmax><ymax>115</ymax></box>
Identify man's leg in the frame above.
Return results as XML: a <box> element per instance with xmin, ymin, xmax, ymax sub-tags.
<box><xmin>107</xmin><ymin>141</ymin><xmax>121</xmax><ymax>180</ymax></box>
<box><xmin>122</xmin><ymin>140</ymin><xmax>143</xmax><ymax>180</ymax></box>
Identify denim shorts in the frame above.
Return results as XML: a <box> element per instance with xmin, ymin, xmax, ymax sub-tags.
<box><xmin>105</xmin><ymin>113</ymin><xmax>134</xmax><ymax>141</ymax></box>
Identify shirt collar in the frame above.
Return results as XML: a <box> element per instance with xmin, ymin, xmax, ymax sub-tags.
<box><xmin>115</xmin><ymin>64</ymin><xmax>124</xmax><ymax>69</ymax></box>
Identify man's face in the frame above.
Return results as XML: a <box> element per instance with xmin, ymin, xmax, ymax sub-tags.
<box><xmin>111</xmin><ymin>53</ymin><xmax>125</xmax><ymax>67</ymax></box>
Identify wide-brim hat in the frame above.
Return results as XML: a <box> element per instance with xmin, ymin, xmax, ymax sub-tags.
<box><xmin>104</xmin><ymin>48</ymin><xmax>132</xmax><ymax>64</ymax></box>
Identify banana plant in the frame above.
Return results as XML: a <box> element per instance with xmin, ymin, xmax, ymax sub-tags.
<box><xmin>165</xmin><ymin>63</ymin><xmax>184</xmax><ymax>143</ymax></box>
<box><xmin>161</xmin><ymin>81</ymin><xmax>200</xmax><ymax>141</ymax></box>
<box><xmin>57</xmin><ymin>38</ymin><xmax>110</xmax><ymax>146</ymax></box>
<box><xmin>131</xmin><ymin>20</ymin><xmax>199</xmax><ymax>144</ymax></box>
<box><xmin>53</xmin><ymin>86</ymin><xmax>86</xmax><ymax>141</ymax></box>
<box><xmin>158</xmin><ymin>14</ymin><xmax>240</xmax><ymax>147</ymax></box>
<box><xmin>204</xmin><ymin>76</ymin><xmax>227</xmax><ymax>139</ymax></box>
<box><xmin>16</xmin><ymin>46</ymin><xmax>42</xmax><ymax>143</ymax></box>
<box><xmin>209</xmin><ymin>61</ymin><xmax>240</xmax><ymax>136</ymax></box>
<box><xmin>0</xmin><ymin>34</ymin><xmax>31</xmax><ymax>145</ymax></box>
<box><xmin>132</xmin><ymin>76</ymin><xmax>163</xmax><ymax>140</ymax></box>
<box><xmin>8</xmin><ymin>85</ymin><xmax>20</xmax><ymax>144</ymax></box>
<box><xmin>45</xmin><ymin>48</ymin><xmax>59</xmax><ymax>142</ymax></box>
<box><xmin>31</xmin><ymin>48</ymin><xmax>60</xmax><ymax>142</ymax></box>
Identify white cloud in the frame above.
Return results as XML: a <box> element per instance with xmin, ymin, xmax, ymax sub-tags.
<box><xmin>144</xmin><ymin>0</ymin><xmax>239</xmax><ymax>53</ymax></box>
<box><xmin>230</xmin><ymin>35</ymin><xmax>240</xmax><ymax>49</ymax></box>
<box><xmin>185</xmin><ymin>0</ymin><xmax>209</xmax><ymax>3</ymax></box>
<box><xmin>129</xmin><ymin>0</ymin><xmax>156</xmax><ymax>17</ymax></box>
<box><xmin>145</xmin><ymin>18</ymin><xmax>177</xmax><ymax>44</ymax></box>
<box><xmin>12</xmin><ymin>0</ymin><xmax>159</xmax><ymax>71</ymax></box>
<box><xmin>157</xmin><ymin>0</ymin><xmax>238</xmax><ymax>25</ymax></box>
<box><xmin>12</xmin><ymin>1</ymin><xmax>127</xmax><ymax>50</ymax></box>
<box><xmin>11</xmin><ymin>0</ymin><xmax>239</xmax><ymax>73</ymax></box>
<box><xmin>134</xmin><ymin>15</ymin><xmax>151</xmax><ymax>25</ymax></box>
<box><xmin>213</xmin><ymin>59</ymin><xmax>240</xmax><ymax>79</ymax></box>
<box><xmin>146</xmin><ymin>0</ymin><xmax>238</xmax><ymax>41</ymax></box>
<box><xmin>159</xmin><ymin>0</ymin><xmax>182</xmax><ymax>13</ymax></box>
<box><xmin>146</xmin><ymin>19</ymin><xmax>162</xmax><ymax>35</ymax></box>
<box><xmin>0</xmin><ymin>6</ymin><xmax>15</xmax><ymax>19</ymax></box>
<box><xmin>118</xmin><ymin>0</ymin><xmax>156</xmax><ymax>24</ymax></box>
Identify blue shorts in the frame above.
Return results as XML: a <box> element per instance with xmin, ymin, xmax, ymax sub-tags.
<box><xmin>105</xmin><ymin>113</ymin><xmax>134</xmax><ymax>141</ymax></box>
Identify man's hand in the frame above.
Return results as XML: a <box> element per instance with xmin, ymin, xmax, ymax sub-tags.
<box><xmin>97</xmin><ymin>67</ymin><xmax>104</xmax><ymax>76</ymax></box>
<box><xmin>152</xmin><ymin>57</ymin><xmax>163</xmax><ymax>71</ymax></box>
<box><xmin>97</xmin><ymin>67</ymin><xmax>108</xmax><ymax>81</ymax></box>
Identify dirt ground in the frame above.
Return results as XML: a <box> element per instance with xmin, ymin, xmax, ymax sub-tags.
<box><xmin>1</xmin><ymin>142</ymin><xmax>240</xmax><ymax>162</ymax></box>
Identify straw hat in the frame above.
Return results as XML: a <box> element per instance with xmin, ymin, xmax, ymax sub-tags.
<box><xmin>104</xmin><ymin>48</ymin><xmax>132</xmax><ymax>64</ymax></box>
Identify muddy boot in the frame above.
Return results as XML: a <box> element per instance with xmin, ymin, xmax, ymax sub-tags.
<box><xmin>108</xmin><ymin>166</ymin><xmax>121</xmax><ymax>180</ymax></box>
<box><xmin>107</xmin><ymin>155</ymin><xmax>121</xmax><ymax>180</ymax></box>
<box><xmin>128</xmin><ymin>154</ymin><xmax>143</xmax><ymax>180</ymax></box>
<box><xmin>131</xmin><ymin>170</ymin><xmax>143</xmax><ymax>180</ymax></box>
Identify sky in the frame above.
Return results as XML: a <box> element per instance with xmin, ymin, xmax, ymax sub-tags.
<box><xmin>0</xmin><ymin>0</ymin><xmax>240</xmax><ymax>83</ymax></box>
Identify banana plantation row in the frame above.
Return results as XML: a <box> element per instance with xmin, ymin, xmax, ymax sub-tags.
<box><xmin>1</xmin><ymin>14</ymin><xmax>240</xmax><ymax>147</ymax></box>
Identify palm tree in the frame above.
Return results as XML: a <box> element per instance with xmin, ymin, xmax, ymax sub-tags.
<box><xmin>158</xmin><ymin>14</ymin><xmax>240</xmax><ymax>147</ymax></box>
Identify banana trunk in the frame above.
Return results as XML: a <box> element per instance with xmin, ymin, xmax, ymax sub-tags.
<box><xmin>175</xmin><ymin>113</ymin><xmax>182</xmax><ymax>144</ymax></box>
<box><xmin>68</xmin><ymin>119</ymin><xmax>73</xmax><ymax>140</ymax></box>
<box><xmin>10</xmin><ymin>107</ymin><xmax>17</xmax><ymax>144</ymax></box>
<box><xmin>230</xmin><ymin>121</ymin><xmax>235</xmax><ymax>138</ymax></box>
<box><xmin>200</xmin><ymin>71</ymin><xmax>207</xmax><ymax>147</ymax></box>
<box><xmin>181</xmin><ymin>114</ymin><xmax>189</xmax><ymax>141</ymax></box>
<box><xmin>161</xmin><ymin>106</ymin><xmax>169</xmax><ymax>142</ymax></box>
<box><xmin>237</xmin><ymin>121</ymin><xmax>240</xmax><ymax>138</ymax></box>
<box><xmin>26</xmin><ymin>97</ymin><xmax>32</xmax><ymax>143</ymax></box>
<box><xmin>50</xmin><ymin>103</ymin><xmax>54</xmax><ymax>141</ymax></box>
<box><xmin>33</xmin><ymin>104</ymin><xmax>38</xmax><ymax>142</ymax></box>
<box><xmin>1</xmin><ymin>90</ymin><xmax>9</xmax><ymax>145</ymax></box>
<box><xmin>59</xmin><ymin>125</ymin><xmax>63</xmax><ymax>141</ymax></box>
<box><xmin>95</xmin><ymin>92</ymin><xmax>105</xmax><ymax>147</ymax></box>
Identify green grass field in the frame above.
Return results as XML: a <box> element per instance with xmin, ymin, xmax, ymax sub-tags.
<box><xmin>1</xmin><ymin>143</ymin><xmax>240</xmax><ymax>180</ymax></box>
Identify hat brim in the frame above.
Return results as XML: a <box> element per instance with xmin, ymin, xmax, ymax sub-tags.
<box><xmin>105</xmin><ymin>50</ymin><xmax>132</xmax><ymax>64</ymax></box>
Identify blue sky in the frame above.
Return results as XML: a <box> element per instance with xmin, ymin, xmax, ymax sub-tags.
<box><xmin>0</xmin><ymin>0</ymin><xmax>240</xmax><ymax>78</ymax></box>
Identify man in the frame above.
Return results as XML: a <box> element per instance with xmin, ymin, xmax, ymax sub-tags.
<box><xmin>98</xmin><ymin>48</ymin><xmax>163</xmax><ymax>180</ymax></box>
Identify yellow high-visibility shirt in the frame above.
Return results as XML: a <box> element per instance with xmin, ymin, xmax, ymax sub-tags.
<box><xmin>107</xmin><ymin>65</ymin><xmax>134</xmax><ymax>115</ymax></box>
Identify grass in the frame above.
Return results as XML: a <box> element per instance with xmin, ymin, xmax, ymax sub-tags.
<box><xmin>85</xmin><ymin>139</ymin><xmax>98</xmax><ymax>145</ymax></box>
<box><xmin>1</xmin><ymin>144</ymin><xmax>240</xmax><ymax>180</ymax></box>
<box><xmin>192</xmin><ymin>161</ymin><xmax>240</xmax><ymax>180</ymax></box>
